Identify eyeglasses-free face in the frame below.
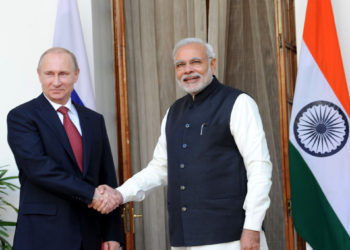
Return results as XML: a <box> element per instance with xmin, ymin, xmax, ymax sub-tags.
<box><xmin>174</xmin><ymin>43</ymin><xmax>216</xmax><ymax>95</ymax></box>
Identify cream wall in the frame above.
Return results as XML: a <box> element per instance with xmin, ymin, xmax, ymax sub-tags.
<box><xmin>0</xmin><ymin>0</ymin><xmax>116</xmax><ymax>244</ymax></box>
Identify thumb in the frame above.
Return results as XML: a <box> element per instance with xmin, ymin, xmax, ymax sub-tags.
<box><xmin>98</xmin><ymin>185</ymin><xmax>107</xmax><ymax>194</ymax></box>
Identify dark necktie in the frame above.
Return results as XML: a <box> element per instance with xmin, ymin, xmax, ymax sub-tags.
<box><xmin>57</xmin><ymin>106</ymin><xmax>83</xmax><ymax>172</ymax></box>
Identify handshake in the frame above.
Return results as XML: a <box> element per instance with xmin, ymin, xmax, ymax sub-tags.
<box><xmin>88</xmin><ymin>185</ymin><xmax>124</xmax><ymax>214</ymax></box>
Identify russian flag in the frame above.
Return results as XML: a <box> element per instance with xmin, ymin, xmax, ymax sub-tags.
<box><xmin>53</xmin><ymin>0</ymin><xmax>96</xmax><ymax>110</ymax></box>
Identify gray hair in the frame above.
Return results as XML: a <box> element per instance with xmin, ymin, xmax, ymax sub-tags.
<box><xmin>37</xmin><ymin>47</ymin><xmax>79</xmax><ymax>72</ymax></box>
<box><xmin>172</xmin><ymin>37</ymin><xmax>216</xmax><ymax>63</ymax></box>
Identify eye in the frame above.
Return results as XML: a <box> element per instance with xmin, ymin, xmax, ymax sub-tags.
<box><xmin>190</xmin><ymin>59</ymin><xmax>202</xmax><ymax>65</ymax></box>
<box><xmin>176</xmin><ymin>63</ymin><xmax>185</xmax><ymax>69</ymax></box>
<box><xmin>189</xmin><ymin>59</ymin><xmax>203</xmax><ymax>67</ymax></box>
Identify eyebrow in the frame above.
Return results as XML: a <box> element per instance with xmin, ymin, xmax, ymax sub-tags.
<box><xmin>42</xmin><ymin>70</ymin><xmax>70</xmax><ymax>74</ymax></box>
<box><xmin>175</xmin><ymin>57</ymin><xmax>204</xmax><ymax>64</ymax></box>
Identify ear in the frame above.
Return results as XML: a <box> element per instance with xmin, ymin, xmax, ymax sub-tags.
<box><xmin>74</xmin><ymin>69</ymin><xmax>80</xmax><ymax>83</ymax></box>
<box><xmin>210</xmin><ymin>58</ymin><xmax>217</xmax><ymax>74</ymax></box>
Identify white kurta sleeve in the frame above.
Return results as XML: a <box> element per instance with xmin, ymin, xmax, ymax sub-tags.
<box><xmin>117</xmin><ymin>111</ymin><xmax>169</xmax><ymax>203</ymax></box>
<box><xmin>230</xmin><ymin>94</ymin><xmax>272</xmax><ymax>231</ymax></box>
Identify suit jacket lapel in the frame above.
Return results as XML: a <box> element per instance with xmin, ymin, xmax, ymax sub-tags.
<box><xmin>35</xmin><ymin>94</ymin><xmax>79</xmax><ymax>172</ymax></box>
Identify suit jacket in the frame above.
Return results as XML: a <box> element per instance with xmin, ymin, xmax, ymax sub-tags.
<box><xmin>7</xmin><ymin>94</ymin><xmax>123</xmax><ymax>250</ymax></box>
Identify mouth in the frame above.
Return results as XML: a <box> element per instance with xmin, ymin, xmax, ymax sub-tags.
<box><xmin>50</xmin><ymin>89</ymin><xmax>65</xmax><ymax>94</ymax></box>
<box><xmin>183</xmin><ymin>75</ymin><xmax>201</xmax><ymax>83</ymax></box>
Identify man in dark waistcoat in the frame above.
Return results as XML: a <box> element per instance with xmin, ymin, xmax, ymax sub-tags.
<box><xmin>95</xmin><ymin>38</ymin><xmax>272</xmax><ymax>250</ymax></box>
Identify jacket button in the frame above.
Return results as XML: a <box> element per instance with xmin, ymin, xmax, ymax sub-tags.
<box><xmin>182</xmin><ymin>143</ymin><xmax>187</xmax><ymax>148</ymax></box>
<box><xmin>181</xmin><ymin>206</ymin><xmax>187</xmax><ymax>212</ymax></box>
<box><xmin>179</xmin><ymin>164</ymin><xmax>185</xmax><ymax>169</ymax></box>
<box><xmin>185</xmin><ymin>123</ymin><xmax>190</xmax><ymax>128</ymax></box>
<box><xmin>180</xmin><ymin>185</ymin><xmax>186</xmax><ymax>190</ymax></box>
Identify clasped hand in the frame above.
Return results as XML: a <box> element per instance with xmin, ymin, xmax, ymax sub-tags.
<box><xmin>88</xmin><ymin>185</ymin><xmax>123</xmax><ymax>214</ymax></box>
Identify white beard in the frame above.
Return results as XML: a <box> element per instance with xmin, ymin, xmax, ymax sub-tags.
<box><xmin>177</xmin><ymin>67</ymin><xmax>213</xmax><ymax>95</ymax></box>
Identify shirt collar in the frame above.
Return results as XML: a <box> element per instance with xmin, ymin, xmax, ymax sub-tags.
<box><xmin>43</xmin><ymin>94</ymin><xmax>73</xmax><ymax>112</ymax></box>
<box><xmin>189</xmin><ymin>75</ymin><xmax>220</xmax><ymax>103</ymax></box>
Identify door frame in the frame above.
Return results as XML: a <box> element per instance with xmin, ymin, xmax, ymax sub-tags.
<box><xmin>274</xmin><ymin>0</ymin><xmax>305</xmax><ymax>249</ymax></box>
<box><xmin>112</xmin><ymin>0</ymin><xmax>135</xmax><ymax>249</ymax></box>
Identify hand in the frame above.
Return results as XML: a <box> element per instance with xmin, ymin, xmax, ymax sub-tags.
<box><xmin>240</xmin><ymin>229</ymin><xmax>260</xmax><ymax>250</ymax></box>
<box><xmin>103</xmin><ymin>241</ymin><xmax>120</xmax><ymax>250</ymax></box>
<box><xmin>88</xmin><ymin>185</ymin><xmax>123</xmax><ymax>214</ymax></box>
<box><xmin>88</xmin><ymin>186</ymin><xmax>107</xmax><ymax>212</ymax></box>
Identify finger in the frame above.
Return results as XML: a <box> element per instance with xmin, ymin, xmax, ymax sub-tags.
<box><xmin>91</xmin><ymin>199</ymin><xmax>103</xmax><ymax>210</ymax></box>
<box><xmin>104</xmin><ymin>198</ymin><xmax>119</xmax><ymax>214</ymax></box>
<box><xmin>88</xmin><ymin>199</ymin><xmax>99</xmax><ymax>209</ymax></box>
<box><xmin>99</xmin><ymin>197</ymin><xmax>113</xmax><ymax>213</ymax></box>
<box><xmin>103</xmin><ymin>206</ymin><xmax>114</xmax><ymax>214</ymax></box>
<box><xmin>109</xmin><ymin>241</ymin><xmax>119</xmax><ymax>250</ymax></box>
<box><xmin>105</xmin><ymin>198</ymin><xmax>119</xmax><ymax>213</ymax></box>
<box><xmin>100</xmin><ymin>206</ymin><xmax>110</xmax><ymax>214</ymax></box>
<box><xmin>96</xmin><ymin>197</ymin><xmax>108</xmax><ymax>212</ymax></box>
<box><xmin>97</xmin><ymin>203</ymin><xmax>108</xmax><ymax>213</ymax></box>
<box><xmin>103</xmin><ymin>242</ymin><xmax>109</xmax><ymax>250</ymax></box>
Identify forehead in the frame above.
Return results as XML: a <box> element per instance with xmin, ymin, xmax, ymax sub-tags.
<box><xmin>41</xmin><ymin>52</ymin><xmax>74</xmax><ymax>70</ymax></box>
<box><xmin>175</xmin><ymin>43</ymin><xmax>207</xmax><ymax>61</ymax></box>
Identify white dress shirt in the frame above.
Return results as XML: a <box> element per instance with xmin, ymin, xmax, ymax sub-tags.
<box><xmin>117</xmin><ymin>93</ymin><xmax>272</xmax><ymax>249</ymax></box>
<box><xmin>44</xmin><ymin>95</ymin><xmax>82</xmax><ymax>135</ymax></box>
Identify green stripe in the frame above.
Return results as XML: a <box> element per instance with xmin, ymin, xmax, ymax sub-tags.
<box><xmin>289</xmin><ymin>142</ymin><xmax>350</xmax><ymax>250</ymax></box>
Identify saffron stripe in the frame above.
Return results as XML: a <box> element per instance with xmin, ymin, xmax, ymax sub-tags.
<box><xmin>303</xmin><ymin>0</ymin><xmax>350</xmax><ymax>116</ymax></box>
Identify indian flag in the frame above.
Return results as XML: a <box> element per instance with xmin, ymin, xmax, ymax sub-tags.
<box><xmin>289</xmin><ymin>0</ymin><xmax>350</xmax><ymax>249</ymax></box>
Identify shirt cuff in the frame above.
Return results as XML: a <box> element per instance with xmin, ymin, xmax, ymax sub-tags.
<box><xmin>117</xmin><ymin>180</ymin><xmax>146</xmax><ymax>203</ymax></box>
<box><xmin>243</xmin><ymin>215</ymin><xmax>263</xmax><ymax>231</ymax></box>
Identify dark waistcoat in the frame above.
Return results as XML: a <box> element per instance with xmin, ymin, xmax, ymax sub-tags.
<box><xmin>166</xmin><ymin>77</ymin><xmax>247</xmax><ymax>247</ymax></box>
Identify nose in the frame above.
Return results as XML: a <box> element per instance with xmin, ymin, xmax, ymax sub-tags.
<box><xmin>184</xmin><ymin>63</ymin><xmax>194</xmax><ymax>74</ymax></box>
<box><xmin>52</xmin><ymin>75</ymin><xmax>61</xmax><ymax>87</ymax></box>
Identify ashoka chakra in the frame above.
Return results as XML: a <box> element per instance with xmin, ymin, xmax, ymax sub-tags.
<box><xmin>293</xmin><ymin>101</ymin><xmax>349</xmax><ymax>157</ymax></box>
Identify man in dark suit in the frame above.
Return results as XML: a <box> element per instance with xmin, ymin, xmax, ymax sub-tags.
<box><xmin>7</xmin><ymin>47</ymin><xmax>123</xmax><ymax>250</ymax></box>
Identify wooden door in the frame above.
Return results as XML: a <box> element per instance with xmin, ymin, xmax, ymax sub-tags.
<box><xmin>275</xmin><ymin>0</ymin><xmax>305</xmax><ymax>249</ymax></box>
<box><xmin>112</xmin><ymin>0</ymin><xmax>141</xmax><ymax>249</ymax></box>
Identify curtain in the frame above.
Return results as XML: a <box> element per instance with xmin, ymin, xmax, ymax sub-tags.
<box><xmin>124</xmin><ymin>1</ymin><xmax>207</xmax><ymax>249</ymax></box>
<box><xmin>224</xmin><ymin>1</ymin><xmax>285</xmax><ymax>249</ymax></box>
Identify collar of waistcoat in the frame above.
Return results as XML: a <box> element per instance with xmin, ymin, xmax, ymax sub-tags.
<box><xmin>189</xmin><ymin>75</ymin><xmax>221</xmax><ymax>103</ymax></box>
